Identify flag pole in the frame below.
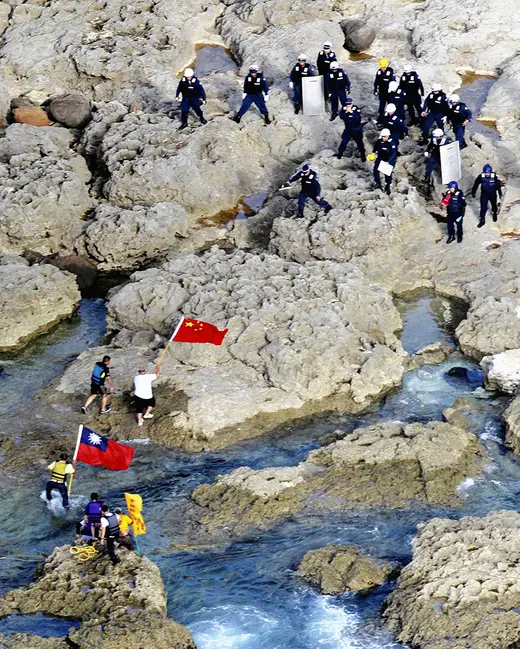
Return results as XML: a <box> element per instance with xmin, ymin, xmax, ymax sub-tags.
<box><xmin>135</xmin><ymin>536</ymin><xmax>142</xmax><ymax>557</ymax></box>
<box><xmin>68</xmin><ymin>424</ymin><xmax>83</xmax><ymax>496</ymax></box>
<box><xmin>157</xmin><ymin>316</ymin><xmax>184</xmax><ymax>364</ymax></box>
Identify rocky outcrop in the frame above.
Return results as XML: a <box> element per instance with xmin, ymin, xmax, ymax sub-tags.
<box><xmin>384</xmin><ymin>510</ymin><xmax>520</xmax><ymax>649</ymax></box>
<box><xmin>0</xmin><ymin>545</ymin><xmax>196</xmax><ymax>649</ymax></box>
<box><xmin>0</xmin><ymin>262</ymin><xmax>80</xmax><ymax>351</ymax></box>
<box><xmin>297</xmin><ymin>545</ymin><xmax>397</xmax><ymax>595</ymax></box>
<box><xmin>191</xmin><ymin>421</ymin><xmax>487</xmax><ymax>533</ymax></box>
<box><xmin>481</xmin><ymin>349</ymin><xmax>520</xmax><ymax>393</ymax></box>
<box><xmin>0</xmin><ymin>636</ymin><xmax>67</xmax><ymax>649</ymax></box>
<box><xmin>502</xmin><ymin>395</ymin><xmax>520</xmax><ymax>455</ymax></box>
<box><xmin>407</xmin><ymin>342</ymin><xmax>452</xmax><ymax>371</ymax></box>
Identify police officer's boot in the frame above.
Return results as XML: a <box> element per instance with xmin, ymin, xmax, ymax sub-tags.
<box><xmin>492</xmin><ymin>212</ymin><xmax>498</xmax><ymax>222</ymax></box>
<box><xmin>200</xmin><ymin>116</ymin><xmax>208</xmax><ymax>125</ymax></box>
<box><xmin>330</xmin><ymin>112</ymin><xmax>338</xmax><ymax>122</ymax></box>
<box><xmin>324</xmin><ymin>205</ymin><xmax>332</xmax><ymax>214</ymax></box>
<box><xmin>178</xmin><ymin>119</ymin><xmax>188</xmax><ymax>130</ymax></box>
<box><xmin>477</xmin><ymin>219</ymin><xmax>485</xmax><ymax>228</ymax></box>
<box><xmin>231</xmin><ymin>114</ymin><xmax>241</xmax><ymax>123</ymax></box>
<box><xmin>295</xmin><ymin>211</ymin><xmax>304</xmax><ymax>219</ymax></box>
<box><xmin>385</xmin><ymin>185</ymin><xmax>391</xmax><ymax>196</ymax></box>
<box><xmin>457</xmin><ymin>233</ymin><xmax>463</xmax><ymax>243</ymax></box>
<box><xmin>294</xmin><ymin>105</ymin><xmax>301</xmax><ymax>115</ymax></box>
<box><xmin>264</xmin><ymin>113</ymin><xmax>271</xmax><ymax>125</ymax></box>
<box><xmin>446</xmin><ymin>235</ymin><xmax>455</xmax><ymax>244</ymax></box>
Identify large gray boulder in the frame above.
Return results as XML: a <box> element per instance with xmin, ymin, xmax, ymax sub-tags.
<box><xmin>341</xmin><ymin>19</ymin><xmax>376</xmax><ymax>52</ymax></box>
<box><xmin>384</xmin><ymin>511</ymin><xmax>520</xmax><ymax>649</ymax></box>
<box><xmin>47</xmin><ymin>93</ymin><xmax>92</xmax><ymax>128</ymax></box>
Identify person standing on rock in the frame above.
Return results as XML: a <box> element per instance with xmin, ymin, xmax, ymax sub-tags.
<box><xmin>232</xmin><ymin>64</ymin><xmax>271</xmax><ymax>124</ymax></box>
<box><xmin>371</xmin><ymin>128</ymin><xmax>398</xmax><ymax>195</ymax></box>
<box><xmin>328</xmin><ymin>62</ymin><xmax>350</xmax><ymax>121</ymax></box>
<box><xmin>133</xmin><ymin>363</ymin><xmax>160</xmax><ymax>426</ymax></box>
<box><xmin>316</xmin><ymin>42</ymin><xmax>337</xmax><ymax>97</ymax></box>
<box><xmin>472</xmin><ymin>164</ymin><xmax>503</xmax><ymax>227</ymax></box>
<box><xmin>424</xmin><ymin>128</ymin><xmax>451</xmax><ymax>186</ymax></box>
<box><xmin>420</xmin><ymin>83</ymin><xmax>448</xmax><ymax>144</ymax></box>
<box><xmin>373</xmin><ymin>58</ymin><xmax>395</xmax><ymax>123</ymax></box>
<box><xmin>445</xmin><ymin>94</ymin><xmax>472</xmax><ymax>149</ymax></box>
<box><xmin>289</xmin><ymin>55</ymin><xmax>316</xmax><ymax>115</ymax></box>
<box><xmin>85</xmin><ymin>492</ymin><xmax>104</xmax><ymax>539</ymax></box>
<box><xmin>175</xmin><ymin>67</ymin><xmax>208</xmax><ymax>130</ymax></box>
<box><xmin>381</xmin><ymin>103</ymin><xmax>408</xmax><ymax>141</ymax></box>
<box><xmin>336</xmin><ymin>98</ymin><xmax>366</xmax><ymax>161</ymax></box>
<box><xmin>442</xmin><ymin>181</ymin><xmax>466</xmax><ymax>244</ymax></box>
<box><xmin>45</xmin><ymin>453</ymin><xmax>74</xmax><ymax>509</ymax></box>
<box><xmin>100</xmin><ymin>504</ymin><xmax>120</xmax><ymax>565</ymax></box>
<box><xmin>399</xmin><ymin>64</ymin><xmax>424</xmax><ymax>125</ymax></box>
<box><xmin>115</xmin><ymin>507</ymin><xmax>134</xmax><ymax>550</ymax></box>
<box><xmin>386</xmin><ymin>81</ymin><xmax>407</xmax><ymax>122</ymax></box>
<box><xmin>81</xmin><ymin>355</ymin><xmax>113</xmax><ymax>415</ymax></box>
<box><xmin>280</xmin><ymin>164</ymin><xmax>332</xmax><ymax>218</ymax></box>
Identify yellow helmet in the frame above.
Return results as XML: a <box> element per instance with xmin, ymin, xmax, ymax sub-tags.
<box><xmin>367</xmin><ymin>153</ymin><xmax>376</xmax><ymax>162</ymax></box>
<box><xmin>379</xmin><ymin>58</ymin><xmax>389</xmax><ymax>67</ymax></box>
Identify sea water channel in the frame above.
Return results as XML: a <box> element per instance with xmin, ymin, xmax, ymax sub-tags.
<box><xmin>0</xmin><ymin>292</ymin><xmax>518</xmax><ymax>648</ymax></box>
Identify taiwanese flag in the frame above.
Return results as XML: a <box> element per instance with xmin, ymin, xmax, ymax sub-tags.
<box><xmin>170</xmin><ymin>316</ymin><xmax>228</xmax><ymax>345</ymax></box>
<box><xmin>75</xmin><ymin>426</ymin><xmax>135</xmax><ymax>471</ymax></box>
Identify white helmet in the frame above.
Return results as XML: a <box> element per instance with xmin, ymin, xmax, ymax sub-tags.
<box><xmin>330</xmin><ymin>61</ymin><xmax>339</xmax><ymax>70</ymax></box>
<box><xmin>184</xmin><ymin>68</ymin><xmax>194</xmax><ymax>77</ymax></box>
<box><xmin>298</xmin><ymin>54</ymin><xmax>307</xmax><ymax>61</ymax></box>
<box><xmin>403</xmin><ymin>63</ymin><xmax>412</xmax><ymax>72</ymax></box>
<box><xmin>385</xmin><ymin>103</ymin><xmax>396</xmax><ymax>113</ymax></box>
<box><xmin>380</xmin><ymin>128</ymin><xmax>391</xmax><ymax>137</ymax></box>
<box><xmin>432</xmin><ymin>83</ymin><xmax>442</xmax><ymax>91</ymax></box>
<box><xmin>249</xmin><ymin>63</ymin><xmax>259</xmax><ymax>71</ymax></box>
<box><xmin>433</xmin><ymin>128</ymin><xmax>444</xmax><ymax>137</ymax></box>
<box><xmin>323</xmin><ymin>41</ymin><xmax>332</xmax><ymax>48</ymax></box>
<box><xmin>449</xmin><ymin>93</ymin><xmax>460</xmax><ymax>102</ymax></box>
<box><xmin>388</xmin><ymin>81</ymin><xmax>398</xmax><ymax>92</ymax></box>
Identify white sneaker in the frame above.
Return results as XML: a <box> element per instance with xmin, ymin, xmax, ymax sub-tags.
<box><xmin>143</xmin><ymin>413</ymin><xmax>154</xmax><ymax>419</ymax></box>
<box><xmin>138</xmin><ymin>420</ymin><xmax>143</xmax><ymax>426</ymax></box>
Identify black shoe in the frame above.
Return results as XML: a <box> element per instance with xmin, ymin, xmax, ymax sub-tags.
<box><xmin>111</xmin><ymin>558</ymin><xmax>120</xmax><ymax>566</ymax></box>
<box><xmin>460</xmin><ymin>141</ymin><xmax>467</xmax><ymax>150</ymax></box>
<box><xmin>446</xmin><ymin>236</ymin><xmax>455</xmax><ymax>244</ymax></box>
<box><xmin>375</xmin><ymin>183</ymin><xmax>382</xmax><ymax>190</ymax></box>
<box><xmin>264</xmin><ymin>114</ymin><xmax>271</xmax><ymax>125</ymax></box>
<box><xmin>330</xmin><ymin>112</ymin><xmax>338</xmax><ymax>122</ymax></box>
<box><xmin>360</xmin><ymin>156</ymin><xmax>366</xmax><ymax>162</ymax></box>
<box><xmin>324</xmin><ymin>205</ymin><xmax>332</xmax><ymax>214</ymax></box>
<box><xmin>335</xmin><ymin>153</ymin><xmax>342</xmax><ymax>159</ymax></box>
<box><xmin>81</xmin><ymin>406</ymin><xmax>87</xmax><ymax>414</ymax></box>
<box><xmin>231</xmin><ymin>115</ymin><xmax>241</xmax><ymax>123</ymax></box>
<box><xmin>295</xmin><ymin>211</ymin><xmax>304</xmax><ymax>219</ymax></box>
<box><xmin>200</xmin><ymin>116</ymin><xmax>207</xmax><ymax>125</ymax></box>
<box><xmin>492</xmin><ymin>213</ymin><xmax>498</xmax><ymax>222</ymax></box>
<box><xmin>294</xmin><ymin>106</ymin><xmax>300</xmax><ymax>115</ymax></box>
<box><xmin>457</xmin><ymin>235</ymin><xmax>463</xmax><ymax>243</ymax></box>
<box><xmin>385</xmin><ymin>186</ymin><xmax>391</xmax><ymax>196</ymax></box>
<box><xmin>477</xmin><ymin>220</ymin><xmax>485</xmax><ymax>228</ymax></box>
<box><xmin>178</xmin><ymin>122</ymin><xmax>188</xmax><ymax>130</ymax></box>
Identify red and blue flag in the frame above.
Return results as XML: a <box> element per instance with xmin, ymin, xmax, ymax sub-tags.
<box><xmin>75</xmin><ymin>426</ymin><xmax>135</xmax><ymax>471</ymax></box>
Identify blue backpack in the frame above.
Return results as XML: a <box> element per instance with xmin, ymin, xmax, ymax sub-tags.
<box><xmin>85</xmin><ymin>501</ymin><xmax>103</xmax><ymax>522</ymax></box>
<box><xmin>91</xmin><ymin>363</ymin><xmax>106</xmax><ymax>385</ymax></box>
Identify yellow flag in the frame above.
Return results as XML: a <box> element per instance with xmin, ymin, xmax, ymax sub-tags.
<box><xmin>124</xmin><ymin>492</ymin><xmax>147</xmax><ymax>537</ymax></box>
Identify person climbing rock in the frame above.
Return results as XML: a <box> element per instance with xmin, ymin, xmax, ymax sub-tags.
<box><xmin>232</xmin><ymin>64</ymin><xmax>271</xmax><ymax>124</ymax></box>
<box><xmin>472</xmin><ymin>164</ymin><xmax>503</xmax><ymax>227</ymax></box>
<box><xmin>81</xmin><ymin>355</ymin><xmax>113</xmax><ymax>415</ymax></box>
<box><xmin>45</xmin><ymin>453</ymin><xmax>74</xmax><ymax>509</ymax></box>
<box><xmin>280</xmin><ymin>164</ymin><xmax>332</xmax><ymax>218</ymax></box>
<box><xmin>420</xmin><ymin>83</ymin><xmax>448</xmax><ymax>144</ymax></box>
<box><xmin>175</xmin><ymin>67</ymin><xmax>207</xmax><ymax>130</ymax></box>
<box><xmin>100</xmin><ymin>504</ymin><xmax>121</xmax><ymax>565</ymax></box>
<box><xmin>442</xmin><ymin>181</ymin><xmax>466</xmax><ymax>244</ymax></box>
<box><xmin>381</xmin><ymin>103</ymin><xmax>408</xmax><ymax>141</ymax></box>
<box><xmin>373</xmin><ymin>58</ymin><xmax>395</xmax><ymax>122</ymax></box>
<box><xmin>133</xmin><ymin>363</ymin><xmax>160</xmax><ymax>426</ymax></box>
<box><xmin>85</xmin><ymin>492</ymin><xmax>104</xmax><ymax>539</ymax></box>
<box><xmin>446</xmin><ymin>94</ymin><xmax>472</xmax><ymax>149</ymax></box>
<box><xmin>399</xmin><ymin>63</ymin><xmax>424</xmax><ymax>125</ymax></box>
<box><xmin>372</xmin><ymin>128</ymin><xmax>398</xmax><ymax>195</ymax></box>
<box><xmin>336</xmin><ymin>98</ymin><xmax>365</xmax><ymax>161</ymax></box>
<box><xmin>424</xmin><ymin>128</ymin><xmax>451</xmax><ymax>185</ymax></box>
<box><xmin>327</xmin><ymin>61</ymin><xmax>350</xmax><ymax>121</ymax></box>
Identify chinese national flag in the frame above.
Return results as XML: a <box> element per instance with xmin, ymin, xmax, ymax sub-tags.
<box><xmin>170</xmin><ymin>316</ymin><xmax>228</xmax><ymax>345</ymax></box>
<box><xmin>75</xmin><ymin>426</ymin><xmax>135</xmax><ymax>471</ymax></box>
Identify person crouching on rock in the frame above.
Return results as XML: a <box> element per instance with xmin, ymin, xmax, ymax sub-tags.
<box><xmin>280</xmin><ymin>164</ymin><xmax>332</xmax><ymax>219</ymax></box>
<box><xmin>45</xmin><ymin>452</ymin><xmax>74</xmax><ymax>509</ymax></box>
<box><xmin>442</xmin><ymin>181</ymin><xmax>466</xmax><ymax>244</ymax></box>
<box><xmin>81</xmin><ymin>355</ymin><xmax>113</xmax><ymax>415</ymax></box>
<box><xmin>175</xmin><ymin>67</ymin><xmax>207</xmax><ymax>130</ymax></box>
<box><xmin>85</xmin><ymin>492</ymin><xmax>104</xmax><ymax>539</ymax></box>
<box><xmin>133</xmin><ymin>363</ymin><xmax>160</xmax><ymax>427</ymax></box>
<box><xmin>115</xmin><ymin>507</ymin><xmax>134</xmax><ymax>550</ymax></box>
<box><xmin>100</xmin><ymin>505</ymin><xmax>120</xmax><ymax>565</ymax></box>
<box><xmin>231</xmin><ymin>64</ymin><xmax>271</xmax><ymax>125</ymax></box>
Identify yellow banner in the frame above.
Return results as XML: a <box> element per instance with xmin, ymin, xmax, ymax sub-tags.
<box><xmin>124</xmin><ymin>492</ymin><xmax>147</xmax><ymax>537</ymax></box>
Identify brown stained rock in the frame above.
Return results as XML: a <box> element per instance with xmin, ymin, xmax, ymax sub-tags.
<box><xmin>297</xmin><ymin>545</ymin><xmax>398</xmax><ymax>595</ymax></box>
<box><xmin>13</xmin><ymin>106</ymin><xmax>51</xmax><ymax>127</ymax></box>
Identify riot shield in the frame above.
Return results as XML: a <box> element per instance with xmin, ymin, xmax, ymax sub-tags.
<box><xmin>302</xmin><ymin>76</ymin><xmax>325</xmax><ymax>116</ymax></box>
<box><xmin>440</xmin><ymin>141</ymin><xmax>461</xmax><ymax>185</ymax></box>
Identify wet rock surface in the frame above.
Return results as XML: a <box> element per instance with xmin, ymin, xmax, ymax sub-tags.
<box><xmin>297</xmin><ymin>544</ymin><xmax>398</xmax><ymax>594</ymax></box>
<box><xmin>384</xmin><ymin>511</ymin><xmax>520</xmax><ymax>649</ymax></box>
<box><xmin>0</xmin><ymin>545</ymin><xmax>196</xmax><ymax>649</ymax></box>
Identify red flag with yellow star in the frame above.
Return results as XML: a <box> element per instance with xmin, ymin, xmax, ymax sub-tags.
<box><xmin>170</xmin><ymin>316</ymin><xmax>228</xmax><ymax>345</ymax></box>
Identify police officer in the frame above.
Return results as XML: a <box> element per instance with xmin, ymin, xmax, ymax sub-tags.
<box><xmin>328</xmin><ymin>61</ymin><xmax>350</xmax><ymax>121</ymax></box>
<box><xmin>420</xmin><ymin>83</ymin><xmax>448</xmax><ymax>143</ymax></box>
<box><xmin>175</xmin><ymin>67</ymin><xmax>207</xmax><ymax>130</ymax></box>
<box><xmin>386</xmin><ymin>81</ymin><xmax>407</xmax><ymax>121</ymax></box>
<box><xmin>442</xmin><ymin>181</ymin><xmax>466</xmax><ymax>243</ymax></box>
<box><xmin>472</xmin><ymin>164</ymin><xmax>503</xmax><ymax>227</ymax></box>
<box><xmin>446</xmin><ymin>94</ymin><xmax>472</xmax><ymax>149</ymax></box>
<box><xmin>232</xmin><ymin>64</ymin><xmax>271</xmax><ymax>124</ymax></box>
<box><xmin>373</xmin><ymin>58</ymin><xmax>395</xmax><ymax>122</ymax></box>
<box><xmin>280</xmin><ymin>164</ymin><xmax>332</xmax><ymax>218</ymax></box>
<box><xmin>381</xmin><ymin>103</ymin><xmax>408</xmax><ymax>141</ymax></box>
<box><xmin>45</xmin><ymin>453</ymin><xmax>74</xmax><ymax>509</ymax></box>
<box><xmin>424</xmin><ymin>128</ymin><xmax>451</xmax><ymax>184</ymax></box>
<box><xmin>372</xmin><ymin>128</ymin><xmax>398</xmax><ymax>195</ymax></box>
<box><xmin>317</xmin><ymin>41</ymin><xmax>337</xmax><ymax>95</ymax></box>
<box><xmin>336</xmin><ymin>98</ymin><xmax>365</xmax><ymax>161</ymax></box>
<box><xmin>289</xmin><ymin>54</ymin><xmax>316</xmax><ymax>114</ymax></box>
<box><xmin>399</xmin><ymin>64</ymin><xmax>424</xmax><ymax>124</ymax></box>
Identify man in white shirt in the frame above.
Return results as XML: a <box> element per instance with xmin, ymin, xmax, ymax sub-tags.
<box><xmin>133</xmin><ymin>363</ymin><xmax>160</xmax><ymax>426</ymax></box>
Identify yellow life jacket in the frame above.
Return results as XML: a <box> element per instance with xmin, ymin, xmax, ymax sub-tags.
<box><xmin>51</xmin><ymin>460</ymin><xmax>68</xmax><ymax>484</ymax></box>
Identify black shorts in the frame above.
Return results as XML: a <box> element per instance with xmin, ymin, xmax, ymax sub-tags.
<box><xmin>90</xmin><ymin>382</ymin><xmax>108</xmax><ymax>396</ymax></box>
<box><xmin>135</xmin><ymin>396</ymin><xmax>155</xmax><ymax>412</ymax></box>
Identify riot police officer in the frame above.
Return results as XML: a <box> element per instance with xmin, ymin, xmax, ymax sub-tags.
<box><xmin>336</xmin><ymin>98</ymin><xmax>365</xmax><ymax>161</ymax></box>
<box><xmin>281</xmin><ymin>164</ymin><xmax>332</xmax><ymax>218</ymax></box>
<box><xmin>328</xmin><ymin>61</ymin><xmax>350</xmax><ymax>121</ymax></box>
<box><xmin>317</xmin><ymin>41</ymin><xmax>337</xmax><ymax>95</ymax></box>
<box><xmin>446</xmin><ymin>94</ymin><xmax>472</xmax><ymax>149</ymax></box>
<box><xmin>175</xmin><ymin>68</ymin><xmax>207</xmax><ymax>130</ymax></box>
<box><xmin>372</xmin><ymin>128</ymin><xmax>398</xmax><ymax>195</ymax></box>
<box><xmin>373</xmin><ymin>58</ymin><xmax>395</xmax><ymax>122</ymax></box>
<box><xmin>424</xmin><ymin>128</ymin><xmax>451</xmax><ymax>184</ymax></box>
<box><xmin>442</xmin><ymin>181</ymin><xmax>466</xmax><ymax>243</ymax></box>
<box><xmin>399</xmin><ymin>64</ymin><xmax>424</xmax><ymax>124</ymax></box>
<box><xmin>232</xmin><ymin>64</ymin><xmax>271</xmax><ymax>124</ymax></box>
<box><xmin>289</xmin><ymin>54</ymin><xmax>316</xmax><ymax>114</ymax></box>
<box><xmin>386</xmin><ymin>81</ymin><xmax>407</xmax><ymax>121</ymax></box>
<box><xmin>381</xmin><ymin>104</ymin><xmax>408</xmax><ymax>141</ymax></box>
<box><xmin>472</xmin><ymin>164</ymin><xmax>503</xmax><ymax>227</ymax></box>
<box><xmin>420</xmin><ymin>83</ymin><xmax>448</xmax><ymax>143</ymax></box>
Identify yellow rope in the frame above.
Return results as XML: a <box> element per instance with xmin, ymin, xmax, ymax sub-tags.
<box><xmin>70</xmin><ymin>545</ymin><xmax>99</xmax><ymax>562</ymax></box>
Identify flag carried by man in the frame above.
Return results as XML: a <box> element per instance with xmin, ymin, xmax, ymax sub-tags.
<box><xmin>170</xmin><ymin>316</ymin><xmax>228</xmax><ymax>346</ymax></box>
<box><xmin>74</xmin><ymin>425</ymin><xmax>135</xmax><ymax>471</ymax></box>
